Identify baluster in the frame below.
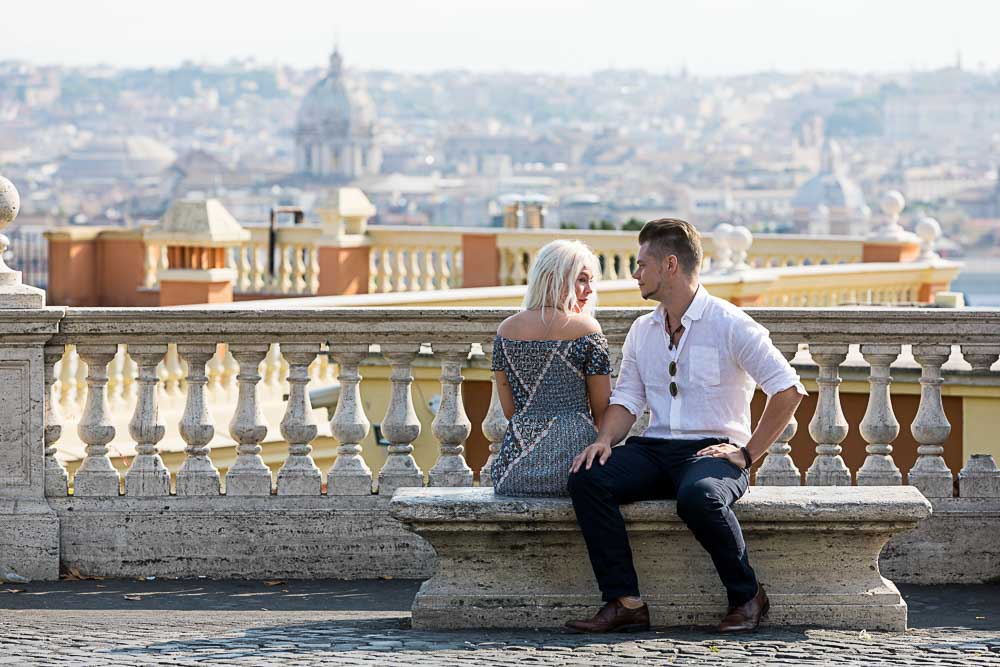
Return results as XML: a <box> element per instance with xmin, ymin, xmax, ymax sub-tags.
<box><xmin>958</xmin><ymin>455</ymin><xmax>1000</xmax><ymax>498</ymax></box>
<box><xmin>43</xmin><ymin>344</ymin><xmax>69</xmax><ymax>496</ymax></box>
<box><xmin>499</xmin><ymin>249</ymin><xmax>512</xmax><ymax>286</ymax></box>
<box><xmin>856</xmin><ymin>345</ymin><xmax>903</xmax><ymax>485</ymax></box>
<box><xmin>251</xmin><ymin>243</ymin><xmax>266</xmax><ymax>292</ymax></box>
<box><xmin>395</xmin><ymin>247</ymin><xmax>408</xmax><ymax>291</ymax></box>
<box><xmin>176</xmin><ymin>344</ymin><xmax>221</xmax><ymax>495</ymax></box>
<box><xmin>422</xmin><ymin>249</ymin><xmax>435</xmax><ymax>290</ymax></box>
<box><xmin>602</xmin><ymin>253</ymin><xmax>616</xmax><ymax>280</ymax></box>
<box><xmin>143</xmin><ymin>242</ymin><xmax>159</xmax><ymax>288</ymax></box>
<box><xmin>437</xmin><ymin>248</ymin><xmax>452</xmax><ymax>290</ymax></box>
<box><xmin>58</xmin><ymin>344</ymin><xmax>77</xmax><ymax>409</ymax></box>
<box><xmin>755</xmin><ymin>343</ymin><xmax>802</xmax><ymax>485</ymax></box>
<box><xmin>293</xmin><ymin>244</ymin><xmax>307</xmax><ymax>294</ymax></box>
<box><xmin>74</xmin><ymin>344</ymin><xmax>121</xmax><ymax>496</ymax></box>
<box><xmin>226</xmin><ymin>343</ymin><xmax>273</xmax><ymax>495</ymax></box>
<box><xmin>205</xmin><ymin>345</ymin><xmax>225</xmax><ymax>396</ymax></box>
<box><xmin>616</xmin><ymin>253</ymin><xmax>630</xmax><ymax>280</ymax></box>
<box><xmin>124</xmin><ymin>344</ymin><xmax>170</xmax><ymax>496</ymax></box>
<box><xmin>805</xmin><ymin>344</ymin><xmax>851</xmax><ymax>485</ymax></box>
<box><xmin>428</xmin><ymin>344</ymin><xmax>474</xmax><ymax>486</ymax></box>
<box><xmin>221</xmin><ymin>345</ymin><xmax>239</xmax><ymax>398</ymax></box>
<box><xmin>264</xmin><ymin>342</ymin><xmax>283</xmax><ymax>389</ymax></box>
<box><xmin>452</xmin><ymin>247</ymin><xmax>463</xmax><ymax>287</ymax></box>
<box><xmin>107</xmin><ymin>344</ymin><xmax>125</xmax><ymax>405</ymax></box>
<box><xmin>478</xmin><ymin>338</ymin><xmax>509</xmax><ymax>486</ymax></box>
<box><xmin>962</xmin><ymin>344</ymin><xmax>1000</xmax><ymax>373</ymax></box>
<box><xmin>908</xmin><ymin>345</ymin><xmax>954</xmax><ymax>497</ymax></box>
<box><xmin>234</xmin><ymin>243</ymin><xmax>249</xmax><ymax>292</ymax></box>
<box><xmin>380</xmin><ymin>248</ymin><xmax>393</xmax><ymax>292</ymax></box>
<box><xmin>74</xmin><ymin>346</ymin><xmax>88</xmax><ymax>409</ymax></box>
<box><xmin>121</xmin><ymin>348</ymin><xmax>138</xmax><ymax>403</ymax></box>
<box><xmin>408</xmin><ymin>248</ymin><xmax>422</xmax><ymax>292</ymax></box>
<box><xmin>306</xmin><ymin>246</ymin><xmax>320</xmax><ymax>294</ymax></box>
<box><xmin>368</xmin><ymin>247</ymin><xmax>379</xmax><ymax>292</ymax></box>
<box><xmin>161</xmin><ymin>343</ymin><xmax>183</xmax><ymax>398</ymax></box>
<box><xmin>280</xmin><ymin>245</ymin><xmax>294</xmax><ymax>294</ymax></box>
<box><xmin>377</xmin><ymin>344</ymin><xmax>423</xmax><ymax>494</ymax></box>
<box><xmin>327</xmin><ymin>345</ymin><xmax>374</xmax><ymax>495</ymax></box>
<box><xmin>276</xmin><ymin>344</ymin><xmax>322</xmax><ymax>495</ymax></box>
<box><xmin>511</xmin><ymin>248</ymin><xmax>527</xmax><ymax>285</ymax></box>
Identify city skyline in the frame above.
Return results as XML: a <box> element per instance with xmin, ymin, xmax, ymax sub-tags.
<box><xmin>4</xmin><ymin>0</ymin><xmax>1000</xmax><ymax>75</ymax></box>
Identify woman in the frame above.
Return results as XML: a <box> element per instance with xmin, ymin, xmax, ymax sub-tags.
<box><xmin>491</xmin><ymin>239</ymin><xmax>612</xmax><ymax>496</ymax></box>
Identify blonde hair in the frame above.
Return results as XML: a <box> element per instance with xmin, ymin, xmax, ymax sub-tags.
<box><xmin>522</xmin><ymin>239</ymin><xmax>600</xmax><ymax>317</ymax></box>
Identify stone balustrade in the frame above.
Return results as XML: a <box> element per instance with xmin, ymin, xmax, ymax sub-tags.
<box><xmin>25</xmin><ymin>306</ymin><xmax>998</xmax><ymax>502</ymax></box>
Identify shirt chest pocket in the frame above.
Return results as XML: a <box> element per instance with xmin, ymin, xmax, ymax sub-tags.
<box><xmin>688</xmin><ymin>345</ymin><xmax>721</xmax><ymax>386</ymax></box>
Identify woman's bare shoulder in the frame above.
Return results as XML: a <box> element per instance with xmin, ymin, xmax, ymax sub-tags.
<box><xmin>565</xmin><ymin>313</ymin><xmax>603</xmax><ymax>337</ymax></box>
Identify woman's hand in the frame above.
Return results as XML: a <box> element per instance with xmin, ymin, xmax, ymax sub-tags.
<box><xmin>570</xmin><ymin>441</ymin><xmax>613</xmax><ymax>473</ymax></box>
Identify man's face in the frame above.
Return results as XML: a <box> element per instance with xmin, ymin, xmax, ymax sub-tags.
<box><xmin>632</xmin><ymin>242</ymin><xmax>676</xmax><ymax>301</ymax></box>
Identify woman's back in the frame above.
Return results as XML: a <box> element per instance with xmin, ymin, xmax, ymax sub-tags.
<box><xmin>491</xmin><ymin>323</ymin><xmax>610</xmax><ymax>497</ymax></box>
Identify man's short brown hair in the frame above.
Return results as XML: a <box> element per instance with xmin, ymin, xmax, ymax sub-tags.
<box><xmin>638</xmin><ymin>218</ymin><xmax>703</xmax><ymax>275</ymax></box>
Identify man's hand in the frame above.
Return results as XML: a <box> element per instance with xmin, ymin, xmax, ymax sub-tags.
<box><xmin>697</xmin><ymin>442</ymin><xmax>746</xmax><ymax>470</ymax></box>
<box><xmin>570</xmin><ymin>441</ymin><xmax>613</xmax><ymax>473</ymax></box>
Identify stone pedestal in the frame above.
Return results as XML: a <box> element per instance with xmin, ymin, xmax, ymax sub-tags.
<box><xmin>391</xmin><ymin>486</ymin><xmax>932</xmax><ymax>632</ymax></box>
<box><xmin>0</xmin><ymin>175</ymin><xmax>62</xmax><ymax>580</ymax></box>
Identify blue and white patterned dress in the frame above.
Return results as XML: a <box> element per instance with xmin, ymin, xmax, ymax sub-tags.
<box><xmin>491</xmin><ymin>332</ymin><xmax>612</xmax><ymax>497</ymax></box>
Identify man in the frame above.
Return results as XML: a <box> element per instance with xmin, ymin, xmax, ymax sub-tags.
<box><xmin>566</xmin><ymin>218</ymin><xmax>805</xmax><ymax>634</ymax></box>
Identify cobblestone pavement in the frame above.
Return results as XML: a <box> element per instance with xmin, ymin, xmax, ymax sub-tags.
<box><xmin>1</xmin><ymin>580</ymin><xmax>998</xmax><ymax>665</ymax></box>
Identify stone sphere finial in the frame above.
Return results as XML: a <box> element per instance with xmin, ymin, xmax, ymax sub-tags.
<box><xmin>725</xmin><ymin>224</ymin><xmax>753</xmax><ymax>271</ymax></box>
<box><xmin>711</xmin><ymin>223</ymin><xmax>734</xmax><ymax>273</ymax></box>
<box><xmin>880</xmin><ymin>190</ymin><xmax>905</xmax><ymax>219</ymax></box>
<box><xmin>916</xmin><ymin>216</ymin><xmax>942</xmax><ymax>260</ymax></box>
<box><xmin>0</xmin><ymin>175</ymin><xmax>20</xmax><ymax>232</ymax></box>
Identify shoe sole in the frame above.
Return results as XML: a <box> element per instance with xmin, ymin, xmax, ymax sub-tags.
<box><xmin>564</xmin><ymin>623</ymin><xmax>650</xmax><ymax>634</ymax></box>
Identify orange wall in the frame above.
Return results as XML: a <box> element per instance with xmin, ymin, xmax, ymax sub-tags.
<box><xmin>48</xmin><ymin>239</ymin><xmax>99</xmax><ymax>306</ymax></box>
<box><xmin>97</xmin><ymin>238</ymin><xmax>149</xmax><ymax>306</ymax></box>
<box><xmin>462</xmin><ymin>235</ymin><xmax>500</xmax><ymax>288</ymax></box>
<box><xmin>317</xmin><ymin>246</ymin><xmax>371</xmax><ymax>296</ymax></box>
<box><xmin>159</xmin><ymin>280</ymin><xmax>234</xmax><ymax>307</ymax></box>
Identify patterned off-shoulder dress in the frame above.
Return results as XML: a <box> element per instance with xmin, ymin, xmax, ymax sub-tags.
<box><xmin>491</xmin><ymin>332</ymin><xmax>611</xmax><ymax>496</ymax></box>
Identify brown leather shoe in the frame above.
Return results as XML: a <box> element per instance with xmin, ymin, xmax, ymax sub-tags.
<box><xmin>718</xmin><ymin>586</ymin><xmax>769</xmax><ymax>633</ymax></box>
<box><xmin>565</xmin><ymin>599</ymin><xmax>651</xmax><ymax>634</ymax></box>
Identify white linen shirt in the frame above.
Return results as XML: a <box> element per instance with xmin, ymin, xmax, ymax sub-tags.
<box><xmin>609</xmin><ymin>285</ymin><xmax>807</xmax><ymax>446</ymax></box>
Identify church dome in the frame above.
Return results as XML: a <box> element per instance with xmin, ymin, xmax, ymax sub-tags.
<box><xmin>792</xmin><ymin>139</ymin><xmax>866</xmax><ymax>213</ymax></box>
<box><xmin>296</xmin><ymin>49</ymin><xmax>376</xmax><ymax>141</ymax></box>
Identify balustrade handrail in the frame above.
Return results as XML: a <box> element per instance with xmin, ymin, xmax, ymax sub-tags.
<box><xmin>42</xmin><ymin>305</ymin><xmax>1000</xmax><ymax>345</ymax></box>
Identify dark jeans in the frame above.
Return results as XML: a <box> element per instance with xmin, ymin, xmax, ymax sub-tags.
<box><xmin>567</xmin><ymin>436</ymin><xmax>757</xmax><ymax>607</ymax></box>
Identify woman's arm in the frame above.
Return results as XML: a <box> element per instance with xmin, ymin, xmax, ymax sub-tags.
<box><xmin>495</xmin><ymin>370</ymin><xmax>515</xmax><ymax>420</ymax></box>
<box><xmin>586</xmin><ymin>374</ymin><xmax>612</xmax><ymax>430</ymax></box>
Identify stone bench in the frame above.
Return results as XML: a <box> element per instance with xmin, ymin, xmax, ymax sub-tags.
<box><xmin>389</xmin><ymin>486</ymin><xmax>932</xmax><ymax>631</ymax></box>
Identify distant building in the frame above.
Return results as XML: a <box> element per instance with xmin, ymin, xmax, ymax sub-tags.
<box><xmin>791</xmin><ymin>139</ymin><xmax>868</xmax><ymax>235</ymax></box>
<box><xmin>295</xmin><ymin>48</ymin><xmax>381</xmax><ymax>180</ymax></box>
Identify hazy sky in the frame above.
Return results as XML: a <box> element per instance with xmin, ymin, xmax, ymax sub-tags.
<box><xmin>4</xmin><ymin>0</ymin><xmax>999</xmax><ymax>75</ymax></box>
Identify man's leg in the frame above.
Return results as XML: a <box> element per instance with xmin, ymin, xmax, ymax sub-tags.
<box><xmin>673</xmin><ymin>456</ymin><xmax>757</xmax><ymax>608</ymax></box>
<box><xmin>567</xmin><ymin>439</ymin><xmax>673</xmax><ymax>602</ymax></box>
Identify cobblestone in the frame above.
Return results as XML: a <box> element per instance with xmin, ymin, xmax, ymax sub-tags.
<box><xmin>1</xmin><ymin>581</ymin><xmax>999</xmax><ymax>665</ymax></box>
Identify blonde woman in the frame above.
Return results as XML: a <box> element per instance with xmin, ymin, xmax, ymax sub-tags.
<box><xmin>491</xmin><ymin>240</ymin><xmax>612</xmax><ymax>496</ymax></box>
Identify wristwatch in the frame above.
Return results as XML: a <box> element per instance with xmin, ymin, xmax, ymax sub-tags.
<box><xmin>738</xmin><ymin>446</ymin><xmax>753</xmax><ymax>470</ymax></box>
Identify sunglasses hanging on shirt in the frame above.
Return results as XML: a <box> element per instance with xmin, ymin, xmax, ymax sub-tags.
<box><xmin>668</xmin><ymin>359</ymin><xmax>678</xmax><ymax>397</ymax></box>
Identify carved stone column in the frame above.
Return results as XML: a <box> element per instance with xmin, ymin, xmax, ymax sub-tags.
<box><xmin>43</xmin><ymin>344</ymin><xmax>69</xmax><ymax>497</ymax></box>
<box><xmin>755</xmin><ymin>343</ymin><xmax>802</xmax><ymax>486</ymax></box>
<box><xmin>327</xmin><ymin>345</ymin><xmax>374</xmax><ymax>495</ymax></box>
<box><xmin>856</xmin><ymin>344</ymin><xmax>902</xmax><ymax>486</ymax></box>
<box><xmin>478</xmin><ymin>339</ymin><xmax>509</xmax><ymax>487</ymax></box>
<box><xmin>429</xmin><ymin>344</ymin><xmax>473</xmax><ymax>487</ymax></box>
<box><xmin>277</xmin><ymin>343</ymin><xmax>322</xmax><ymax>495</ymax></box>
<box><xmin>226</xmin><ymin>343</ymin><xmax>272</xmax><ymax>496</ymax></box>
<box><xmin>176</xmin><ymin>344</ymin><xmax>221</xmax><ymax>495</ymax></box>
<box><xmin>378</xmin><ymin>344</ymin><xmax>424</xmax><ymax>494</ymax></box>
<box><xmin>908</xmin><ymin>345</ymin><xmax>954</xmax><ymax>497</ymax></box>
<box><xmin>124</xmin><ymin>344</ymin><xmax>171</xmax><ymax>496</ymax></box>
<box><xmin>805</xmin><ymin>344</ymin><xmax>851</xmax><ymax>486</ymax></box>
<box><xmin>74</xmin><ymin>344</ymin><xmax>121</xmax><ymax>496</ymax></box>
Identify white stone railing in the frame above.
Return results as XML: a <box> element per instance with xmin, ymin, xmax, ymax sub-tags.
<box><xmin>366</xmin><ymin>226</ymin><xmax>464</xmax><ymax>292</ymax></box>
<box><xmin>34</xmin><ymin>307</ymin><xmax>1000</xmax><ymax>501</ymax></box>
<box><xmin>229</xmin><ymin>225</ymin><xmax>323</xmax><ymax>295</ymax></box>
